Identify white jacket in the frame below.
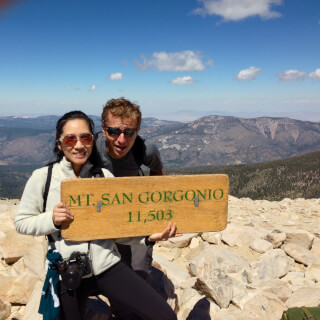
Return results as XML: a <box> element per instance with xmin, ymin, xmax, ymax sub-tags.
<box><xmin>14</xmin><ymin>157</ymin><xmax>146</xmax><ymax>276</ymax></box>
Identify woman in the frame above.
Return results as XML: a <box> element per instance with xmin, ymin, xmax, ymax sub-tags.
<box><xmin>14</xmin><ymin>111</ymin><xmax>177</xmax><ymax>320</ymax></box>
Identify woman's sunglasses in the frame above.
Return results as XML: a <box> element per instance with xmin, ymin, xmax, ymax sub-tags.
<box><xmin>105</xmin><ymin>127</ymin><xmax>138</xmax><ymax>138</ymax></box>
<box><xmin>59</xmin><ymin>133</ymin><xmax>93</xmax><ymax>147</ymax></box>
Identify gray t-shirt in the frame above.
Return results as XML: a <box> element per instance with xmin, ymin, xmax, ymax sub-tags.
<box><xmin>94</xmin><ymin>132</ymin><xmax>163</xmax><ymax>177</ymax></box>
<box><xmin>94</xmin><ymin>132</ymin><xmax>163</xmax><ymax>280</ymax></box>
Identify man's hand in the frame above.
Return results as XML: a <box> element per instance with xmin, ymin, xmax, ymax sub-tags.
<box><xmin>147</xmin><ymin>222</ymin><xmax>177</xmax><ymax>242</ymax></box>
<box><xmin>52</xmin><ymin>202</ymin><xmax>74</xmax><ymax>227</ymax></box>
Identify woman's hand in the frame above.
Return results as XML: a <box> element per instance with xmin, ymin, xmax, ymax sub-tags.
<box><xmin>52</xmin><ymin>202</ymin><xmax>74</xmax><ymax>227</ymax></box>
<box><xmin>147</xmin><ymin>222</ymin><xmax>178</xmax><ymax>243</ymax></box>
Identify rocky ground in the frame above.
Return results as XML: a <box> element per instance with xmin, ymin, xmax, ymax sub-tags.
<box><xmin>1</xmin><ymin>196</ymin><xmax>320</xmax><ymax>320</ymax></box>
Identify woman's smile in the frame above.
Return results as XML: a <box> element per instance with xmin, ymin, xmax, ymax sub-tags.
<box><xmin>57</xmin><ymin>119</ymin><xmax>93</xmax><ymax>175</ymax></box>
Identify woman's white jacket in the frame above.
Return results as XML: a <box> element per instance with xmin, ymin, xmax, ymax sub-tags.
<box><xmin>14</xmin><ymin>157</ymin><xmax>146</xmax><ymax>276</ymax></box>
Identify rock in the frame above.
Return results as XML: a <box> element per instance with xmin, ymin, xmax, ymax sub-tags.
<box><xmin>305</xmin><ymin>264</ymin><xmax>320</xmax><ymax>282</ymax></box>
<box><xmin>11</xmin><ymin>236</ymin><xmax>46</xmax><ymax>281</ymax></box>
<box><xmin>194</xmin><ymin>266</ymin><xmax>233</xmax><ymax>308</ymax></box>
<box><xmin>188</xmin><ymin>246</ymin><xmax>250</xmax><ymax>277</ymax></box>
<box><xmin>279</xmin><ymin>272</ymin><xmax>305</xmax><ymax>288</ymax></box>
<box><xmin>285</xmin><ymin>287</ymin><xmax>320</xmax><ymax>308</ymax></box>
<box><xmin>250</xmin><ymin>238</ymin><xmax>273</xmax><ymax>253</ymax></box>
<box><xmin>265</xmin><ymin>230</ymin><xmax>286</xmax><ymax>248</ymax></box>
<box><xmin>0</xmin><ymin>271</ymin><xmax>39</xmax><ymax>304</ymax></box>
<box><xmin>310</xmin><ymin>237</ymin><xmax>320</xmax><ymax>259</ymax></box>
<box><xmin>0</xmin><ymin>299</ymin><xmax>11</xmax><ymax>320</ymax></box>
<box><xmin>153</xmin><ymin>245</ymin><xmax>182</xmax><ymax>261</ymax></box>
<box><xmin>175</xmin><ymin>288</ymin><xmax>208</xmax><ymax>320</ymax></box>
<box><xmin>215</xmin><ymin>307</ymin><xmax>256</xmax><ymax>320</ymax></box>
<box><xmin>250</xmin><ymin>249</ymin><xmax>294</xmax><ymax>282</ymax></box>
<box><xmin>248</xmin><ymin>279</ymin><xmax>292</xmax><ymax>303</ymax></box>
<box><xmin>284</xmin><ymin>230</ymin><xmax>314</xmax><ymax>249</ymax></box>
<box><xmin>0</xmin><ymin>232</ymin><xmax>39</xmax><ymax>265</ymax></box>
<box><xmin>23</xmin><ymin>280</ymin><xmax>43</xmax><ymax>320</ymax></box>
<box><xmin>201</xmin><ymin>232</ymin><xmax>222</xmax><ymax>244</ymax></box>
<box><xmin>282</xmin><ymin>242</ymin><xmax>320</xmax><ymax>266</ymax></box>
<box><xmin>243</xmin><ymin>292</ymin><xmax>286</xmax><ymax>320</ymax></box>
<box><xmin>229</xmin><ymin>272</ymin><xmax>259</xmax><ymax>309</ymax></box>
<box><xmin>152</xmin><ymin>253</ymin><xmax>191</xmax><ymax>285</ymax></box>
<box><xmin>2</xmin><ymin>197</ymin><xmax>320</xmax><ymax>319</ymax></box>
<box><xmin>158</xmin><ymin>233</ymin><xmax>200</xmax><ymax>248</ymax></box>
<box><xmin>221</xmin><ymin>222</ymin><xmax>258</xmax><ymax>247</ymax></box>
<box><xmin>189</xmin><ymin>237</ymin><xmax>201</xmax><ymax>249</ymax></box>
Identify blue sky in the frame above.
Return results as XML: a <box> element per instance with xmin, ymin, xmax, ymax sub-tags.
<box><xmin>0</xmin><ymin>0</ymin><xmax>319</xmax><ymax>121</ymax></box>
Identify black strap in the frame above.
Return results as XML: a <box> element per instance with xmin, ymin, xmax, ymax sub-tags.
<box><xmin>132</xmin><ymin>135</ymin><xmax>145</xmax><ymax>164</ymax></box>
<box><xmin>91</xmin><ymin>167</ymin><xmax>105</xmax><ymax>178</ymax></box>
<box><xmin>132</xmin><ymin>135</ymin><xmax>146</xmax><ymax>175</ymax></box>
<box><xmin>42</xmin><ymin>164</ymin><xmax>56</xmax><ymax>244</ymax></box>
<box><xmin>43</xmin><ymin>164</ymin><xmax>53</xmax><ymax>213</ymax></box>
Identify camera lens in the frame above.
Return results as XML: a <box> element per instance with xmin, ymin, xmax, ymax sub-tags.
<box><xmin>62</xmin><ymin>263</ymin><xmax>83</xmax><ymax>290</ymax></box>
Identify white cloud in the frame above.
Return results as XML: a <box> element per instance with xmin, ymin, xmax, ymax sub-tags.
<box><xmin>309</xmin><ymin>68</ymin><xmax>320</xmax><ymax>80</ymax></box>
<box><xmin>193</xmin><ymin>0</ymin><xmax>282</xmax><ymax>22</ymax></box>
<box><xmin>277</xmin><ymin>70</ymin><xmax>308</xmax><ymax>82</ymax></box>
<box><xmin>136</xmin><ymin>50</ymin><xmax>206</xmax><ymax>72</ymax></box>
<box><xmin>109</xmin><ymin>72</ymin><xmax>123</xmax><ymax>81</ymax></box>
<box><xmin>236</xmin><ymin>66</ymin><xmax>261</xmax><ymax>81</ymax></box>
<box><xmin>170</xmin><ymin>76</ymin><xmax>195</xmax><ymax>84</ymax></box>
<box><xmin>90</xmin><ymin>84</ymin><xmax>96</xmax><ymax>91</ymax></box>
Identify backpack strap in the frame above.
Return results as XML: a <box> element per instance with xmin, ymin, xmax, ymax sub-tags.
<box><xmin>302</xmin><ymin>307</ymin><xmax>316</xmax><ymax>320</ymax></box>
<box><xmin>43</xmin><ymin>164</ymin><xmax>53</xmax><ymax>213</ymax></box>
<box><xmin>43</xmin><ymin>164</ymin><xmax>59</xmax><ymax>245</ymax></box>
<box><xmin>91</xmin><ymin>166</ymin><xmax>105</xmax><ymax>178</ymax></box>
<box><xmin>132</xmin><ymin>135</ymin><xmax>146</xmax><ymax>176</ymax></box>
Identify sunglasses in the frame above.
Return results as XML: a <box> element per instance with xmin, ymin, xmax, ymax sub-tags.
<box><xmin>105</xmin><ymin>127</ymin><xmax>138</xmax><ymax>138</ymax></box>
<box><xmin>59</xmin><ymin>133</ymin><xmax>93</xmax><ymax>147</ymax></box>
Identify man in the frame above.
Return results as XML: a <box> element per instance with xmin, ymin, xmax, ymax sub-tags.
<box><xmin>94</xmin><ymin>97</ymin><xmax>164</xmax><ymax>282</ymax></box>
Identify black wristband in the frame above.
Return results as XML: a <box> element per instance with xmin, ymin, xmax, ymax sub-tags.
<box><xmin>145</xmin><ymin>236</ymin><xmax>156</xmax><ymax>247</ymax></box>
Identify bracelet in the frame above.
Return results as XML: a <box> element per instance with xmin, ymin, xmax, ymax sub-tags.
<box><xmin>145</xmin><ymin>236</ymin><xmax>156</xmax><ymax>247</ymax></box>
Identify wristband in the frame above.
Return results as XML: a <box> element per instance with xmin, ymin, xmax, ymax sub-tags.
<box><xmin>145</xmin><ymin>236</ymin><xmax>156</xmax><ymax>247</ymax></box>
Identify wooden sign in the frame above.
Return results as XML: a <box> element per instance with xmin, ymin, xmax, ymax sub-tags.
<box><xmin>60</xmin><ymin>174</ymin><xmax>229</xmax><ymax>241</ymax></box>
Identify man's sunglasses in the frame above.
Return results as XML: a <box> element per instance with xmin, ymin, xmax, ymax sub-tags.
<box><xmin>105</xmin><ymin>127</ymin><xmax>138</xmax><ymax>138</ymax></box>
<box><xmin>59</xmin><ymin>133</ymin><xmax>94</xmax><ymax>147</ymax></box>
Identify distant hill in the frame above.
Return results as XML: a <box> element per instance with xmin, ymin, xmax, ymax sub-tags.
<box><xmin>141</xmin><ymin>115</ymin><xmax>320</xmax><ymax>168</ymax></box>
<box><xmin>1</xmin><ymin>151</ymin><xmax>319</xmax><ymax>200</ymax></box>
<box><xmin>166</xmin><ymin>150</ymin><xmax>320</xmax><ymax>201</ymax></box>
<box><xmin>0</xmin><ymin>114</ymin><xmax>319</xmax><ymax>168</ymax></box>
<box><xmin>0</xmin><ymin>116</ymin><xmax>178</xmax><ymax>165</ymax></box>
<box><xmin>0</xmin><ymin>115</ymin><xmax>178</xmax><ymax>130</ymax></box>
<box><xmin>0</xmin><ymin>164</ymin><xmax>40</xmax><ymax>199</ymax></box>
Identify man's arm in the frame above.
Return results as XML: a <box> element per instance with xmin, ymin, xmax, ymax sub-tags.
<box><xmin>150</xmin><ymin>168</ymin><xmax>164</xmax><ymax>176</ymax></box>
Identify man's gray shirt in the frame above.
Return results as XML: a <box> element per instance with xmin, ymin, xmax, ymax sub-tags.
<box><xmin>94</xmin><ymin>132</ymin><xmax>163</xmax><ymax>176</ymax></box>
<box><xmin>94</xmin><ymin>132</ymin><xmax>163</xmax><ymax>281</ymax></box>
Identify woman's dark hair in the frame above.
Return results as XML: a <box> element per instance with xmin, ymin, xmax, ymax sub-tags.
<box><xmin>47</xmin><ymin>111</ymin><xmax>96</xmax><ymax>165</ymax></box>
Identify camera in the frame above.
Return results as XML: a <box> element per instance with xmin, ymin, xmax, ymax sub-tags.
<box><xmin>58</xmin><ymin>251</ymin><xmax>92</xmax><ymax>290</ymax></box>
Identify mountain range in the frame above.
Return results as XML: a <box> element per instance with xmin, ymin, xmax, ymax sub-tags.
<box><xmin>0</xmin><ymin>114</ymin><xmax>320</xmax><ymax>168</ymax></box>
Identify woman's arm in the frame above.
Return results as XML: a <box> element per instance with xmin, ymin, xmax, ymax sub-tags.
<box><xmin>14</xmin><ymin>168</ymin><xmax>60</xmax><ymax>236</ymax></box>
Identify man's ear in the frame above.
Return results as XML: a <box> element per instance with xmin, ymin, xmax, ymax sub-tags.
<box><xmin>102</xmin><ymin>124</ymin><xmax>107</xmax><ymax>137</ymax></box>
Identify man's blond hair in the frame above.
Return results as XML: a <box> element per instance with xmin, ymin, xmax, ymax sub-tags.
<box><xmin>102</xmin><ymin>97</ymin><xmax>142</xmax><ymax>128</ymax></box>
